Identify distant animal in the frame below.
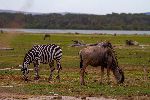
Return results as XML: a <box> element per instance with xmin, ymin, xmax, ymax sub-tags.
<box><xmin>72</xmin><ymin>40</ymin><xmax>81</xmax><ymax>44</ymax></box>
<box><xmin>87</xmin><ymin>41</ymin><xmax>113</xmax><ymax>49</ymax></box>
<box><xmin>71</xmin><ymin>40</ymin><xmax>86</xmax><ymax>47</ymax></box>
<box><xmin>44</xmin><ymin>34</ymin><xmax>50</xmax><ymax>40</ymax></box>
<box><xmin>113</xmin><ymin>33</ymin><xmax>117</xmax><ymax>36</ymax></box>
<box><xmin>79</xmin><ymin>44</ymin><xmax>124</xmax><ymax>85</ymax></box>
<box><xmin>20</xmin><ymin>44</ymin><xmax>62</xmax><ymax>82</ymax></box>
<box><xmin>125</xmin><ymin>40</ymin><xmax>139</xmax><ymax>46</ymax></box>
<box><xmin>0</xmin><ymin>30</ymin><xmax>3</xmax><ymax>34</ymax></box>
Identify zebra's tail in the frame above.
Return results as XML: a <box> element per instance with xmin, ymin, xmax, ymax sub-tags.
<box><xmin>79</xmin><ymin>53</ymin><xmax>83</xmax><ymax>69</ymax></box>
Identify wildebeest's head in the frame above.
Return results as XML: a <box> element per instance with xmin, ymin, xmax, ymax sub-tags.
<box><xmin>113</xmin><ymin>67</ymin><xmax>124</xmax><ymax>84</ymax></box>
<box><xmin>98</xmin><ymin>41</ymin><xmax>113</xmax><ymax>49</ymax></box>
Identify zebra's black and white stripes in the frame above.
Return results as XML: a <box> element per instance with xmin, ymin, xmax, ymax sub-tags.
<box><xmin>21</xmin><ymin>44</ymin><xmax>62</xmax><ymax>81</ymax></box>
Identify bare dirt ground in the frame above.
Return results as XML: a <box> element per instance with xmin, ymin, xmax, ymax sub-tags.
<box><xmin>0</xmin><ymin>68</ymin><xmax>150</xmax><ymax>100</ymax></box>
<box><xmin>1</xmin><ymin>93</ymin><xmax>150</xmax><ymax>100</ymax></box>
<box><xmin>0</xmin><ymin>68</ymin><xmax>116</xmax><ymax>100</ymax></box>
<box><xmin>0</xmin><ymin>93</ymin><xmax>116</xmax><ymax>100</ymax></box>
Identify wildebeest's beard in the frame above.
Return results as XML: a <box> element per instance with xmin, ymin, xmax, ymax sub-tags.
<box><xmin>113</xmin><ymin>67</ymin><xmax>124</xmax><ymax>84</ymax></box>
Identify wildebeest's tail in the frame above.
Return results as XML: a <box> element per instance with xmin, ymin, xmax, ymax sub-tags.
<box><xmin>79</xmin><ymin>51</ymin><xmax>83</xmax><ymax>68</ymax></box>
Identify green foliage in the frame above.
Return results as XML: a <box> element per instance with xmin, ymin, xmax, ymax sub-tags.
<box><xmin>0</xmin><ymin>12</ymin><xmax>150</xmax><ymax>30</ymax></box>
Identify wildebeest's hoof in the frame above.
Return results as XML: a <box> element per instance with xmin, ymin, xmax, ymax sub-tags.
<box><xmin>80</xmin><ymin>82</ymin><xmax>85</xmax><ymax>85</ymax></box>
<box><xmin>107</xmin><ymin>82</ymin><xmax>111</xmax><ymax>85</ymax></box>
<box><xmin>99</xmin><ymin>82</ymin><xmax>103</xmax><ymax>85</ymax></box>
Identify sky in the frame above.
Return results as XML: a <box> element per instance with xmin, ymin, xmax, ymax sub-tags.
<box><xmin>0</xmin><ymin>0</ymin><xmax>150</xmax><ymax>15</ymax></box>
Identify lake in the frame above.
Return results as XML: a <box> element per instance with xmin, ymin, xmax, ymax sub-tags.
<box><xmin>0</xmin><ymin>28</ymin><xmax>150</xmax><ymax>34</ymax></box>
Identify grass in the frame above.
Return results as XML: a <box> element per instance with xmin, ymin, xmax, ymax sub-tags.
<box><xmin>0</xmin><ymin>32</ymin><xmax>150</xmax><ymax>98</ymax></box>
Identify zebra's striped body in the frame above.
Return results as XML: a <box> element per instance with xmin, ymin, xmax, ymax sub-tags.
<box><xmin>21</xmin><ymin>44</ymin><xmax>62</xmax><ymax>81</ymax></box>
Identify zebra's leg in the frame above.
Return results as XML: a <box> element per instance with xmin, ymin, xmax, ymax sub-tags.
<box><xmin>56</xmin><ymin>60</ymin><xmax>62</xmax><ymax>82</ymax></box>
<box><xmin>49</xmin><ymin>60</ymin><xmax>55</xmax><ymax>81</ymax></box>
<box><xmin>34</xmin><ymin>60</ymin><xmax>40</xmax><ymax>80</ymax></box>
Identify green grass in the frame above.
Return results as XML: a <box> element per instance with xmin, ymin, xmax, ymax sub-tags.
<box><xmin>0</xmin><ymin>32</ymin><xmax>150</xmax><ymax>98</ymax></box>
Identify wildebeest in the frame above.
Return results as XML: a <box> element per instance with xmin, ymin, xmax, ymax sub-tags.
<box><xmin>44</xmin><ymin>34</ymin><xmax>50</xmax><ymax>40</ymax></box>
<box><xmin>125</xmin><ymin>40</ymin><xmax>139</xmax><ymax>46</ymax></box>
<box><xmin>79</xmin><ymin>43</ymin><xmax>124</xmax><ymax>85</ymax></box>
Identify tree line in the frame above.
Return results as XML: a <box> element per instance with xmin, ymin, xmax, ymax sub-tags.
<box><xmin>0</xmin><ymin>12</ymin><xmax>150</xmax><ymax>30</ymax></box>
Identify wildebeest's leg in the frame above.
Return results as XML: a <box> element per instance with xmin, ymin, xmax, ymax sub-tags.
<box><xmin>100</xmin><ymin>66</ymin><xmax>104</xmax><ymax>84</ymax></box>
<box><xmin>49</xmin><ymin>60</ymin><xmax>55</xmax><ymax>81</ymax></box>
<box><xmin>80</xmin><ymin>61</ymin><xmax>87</xmax><ymax>85</ymax></box>
<box><xmin>107</xmin><ymin>56</ymin><xmax>112</xmax><ymax>84</ymax></box>
<box><xmin>80</xmin><ymin>54</ymin><xmax>86</xmax><ymax>85</ymax></box>
<box><xmin>80</xmin><ymin>67</ymin><xmax>86</xmax><ymax>85</ymax></box>
<box><xmin>56</xmin><ymin>60</ymin><xmax>62</xmax><ymax>82</ymax></box>
<box><xmin>107</xmin><ymin>67</ymin><xmax>110</xmax><ymax>84</ymax></box>
<box><xmin>33</xmin><ymin>60</ymin><xmax>40</xmax><ymax>80</ymax></box>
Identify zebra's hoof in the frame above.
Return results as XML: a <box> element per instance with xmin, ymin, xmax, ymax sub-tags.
<box><xmin>56</xmin><ymin>76</ymin><xmax>60</xmax><ymax>79</ymax></box>
<box><xmin>24</xmin><ymin>78</ymin><xmax>29</xmax><ymax>81</ymax></box>
<box><xmin>34</xmin><ymin>76</ymin><xmax>40</xmax><ymax>80</ymax></box>
<box><xmin>48</xmin><ymin>77</ymin><xmax>52</xmax><ymax>81</ymax></box>
<box><xmin>56</xmin><ymin>76</ymin><xmax>60</xmax><ymax>82</ymax></box>
<box><xmin>22</xmin><ymin>76</ymin><xmax>28</xmax><ymax>81</ymax></box>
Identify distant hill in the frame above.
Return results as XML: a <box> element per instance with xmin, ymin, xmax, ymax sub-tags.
<box><xmin>145</xmin><ymin>12</ymin><xmax>150</xmax><ymax>15</ymax></box>
<box><xmin>0</xmin><ymin>9</ymin><xmax>16</xmax><ymax>13</ymax></box>
<box><xmin>0</xmin><ymin>9</ymin><xmax>96</xmax><ymax>15</ymax></box>
<box><xmin>0</xmin><ymin>10</ymin><xmax>150</xmax><ymax>30</ymax></box>
<box><xmin>0</xmin><ymin>9</ymin><xmax>46</xmax><ymax>15</ymax></box>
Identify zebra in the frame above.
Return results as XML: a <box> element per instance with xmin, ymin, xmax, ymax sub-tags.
<box><xmin>20</xmin><ymin>44</ymin><xmax>62</xmax><ymax>82</ymax></box>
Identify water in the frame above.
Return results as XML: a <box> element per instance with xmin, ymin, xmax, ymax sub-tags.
<box><xmin>0</xmin><ymin>28</ymin><xmax>150</xmax><ymax>34</ymax></box>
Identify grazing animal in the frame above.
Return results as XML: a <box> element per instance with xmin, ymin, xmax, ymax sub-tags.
<box><xmin>71</xmin><ymin>40</ymin><xmax>86</xmax><ymax>47</ymax></box>
<box><xmin>97</xmin><ymin>41</ymin><xmax>113</xmax><ymax>49</ymax></box>
<box><xmin>44</xmin><ymin>34</ymin><xmax>50</xmax><ymax>40</ymax></box>
<box><xmin>87</xmin><ymin>41</ymin><xmax>113</xmax><ymax>49</ymax></box>
<box><xmin>79</xmin><ymin>45</ymin><xmax>124</xmax><ymax>85</ymax></box>
<box><xmin>125</xmin><ymin>40</ymin><xmax>139</xmax><ymax>46</ymax></box>
<box><xmin>0</xmin><ymin>30</ymin><xmax>3</xmax><ymax>34</ymax></box>
<box><xmin>20</xmin><ymin>44</ymin><xmax>62</xmax><ymax>81</ymax></box>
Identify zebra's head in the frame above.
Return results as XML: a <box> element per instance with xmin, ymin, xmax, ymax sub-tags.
<box><xmin>19</xmin><ymin>62</ymin><xmax>29</xmax><ymax>80</ymax></box>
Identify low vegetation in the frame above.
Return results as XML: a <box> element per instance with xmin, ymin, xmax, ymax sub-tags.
<box><xmin>0</xmin><ymin>32</ymin><xmax>150</xmax><ymax>99</ymax></box>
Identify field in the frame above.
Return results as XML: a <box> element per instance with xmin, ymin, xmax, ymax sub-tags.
<box><xmin>0</xmin><ymin>32</ymin><xmax>150</xmax><ymax>99</ymax></box>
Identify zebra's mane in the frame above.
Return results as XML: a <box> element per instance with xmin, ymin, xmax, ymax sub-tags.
<box><xmin>23</xmin><ymin>49</ymin><xmax>34</xmax><ymax>63</ymax></box>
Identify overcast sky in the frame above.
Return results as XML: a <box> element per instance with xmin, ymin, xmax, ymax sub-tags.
<box><xmin>0</xmin><ymin>0</ymin><xmax>150</xmax><ymax>15</ymax></box>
